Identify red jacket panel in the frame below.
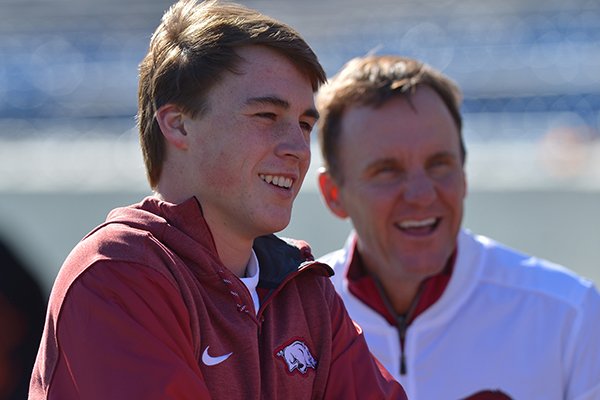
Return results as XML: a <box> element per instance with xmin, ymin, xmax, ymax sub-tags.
<box><xmin>29</xmin><ymin>196</ymin><xmax>406</xmax><ymax>399</ymax></box>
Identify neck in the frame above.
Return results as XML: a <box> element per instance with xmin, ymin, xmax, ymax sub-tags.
<box><xmin>357</xmin><ymin>250</ymin><xmax>423</xmax><ymax>315</ymax></box>
<box><xmin>153</xmin><ymin>187</ymin><xmax>253</xmax><ymax>277</ymax></box>
<box><xmin>213</xmin><ymin>234</ymin><xmax>253</xmax><ymax>278</ymax></box>
<box><xmin>153</xmin><ymin>183</ymin><xmax>190</xmax><ymax>206</ymax></box>
<box><xmin>202</xmin><ymin>209</ymin><xmax>254</xmax><ymax>278</ymax></box>
<box><xmin>374</xmin><ymin>273</ymin><xmax>422</xmax><ymax>315</ymax></box>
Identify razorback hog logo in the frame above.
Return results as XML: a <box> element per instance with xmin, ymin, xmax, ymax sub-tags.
<box><xmin>276</xmin><ymin>339</ymin><xmax>317</xmax><ymax>374</ymax></box>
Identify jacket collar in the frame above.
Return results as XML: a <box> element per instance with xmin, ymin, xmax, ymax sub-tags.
<box><xmin>345</xmin><ymin>231</ymin><xmax>455</xmax><ymax>325</ymax></box>
<box><xmin>255</xmin><ymin>235</ymin><xmax>333</xmax><ymax>289</ymax></box>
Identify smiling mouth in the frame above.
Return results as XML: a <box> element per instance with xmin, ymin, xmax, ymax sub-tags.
<box><xmin>395</xmin><ymin>217</ymin><xmax>440</xmax><ymax>234</ymax></box>
<box><xmin>259</xmin><ymin>174</ymin><xmax>293</xmax><ymax>189</ymax></box>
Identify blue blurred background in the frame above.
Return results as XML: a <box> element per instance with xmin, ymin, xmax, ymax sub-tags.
<box><xmin>1</xmin><ymin>0</ymin><xmax>600</xmax><ymax>294</ymax></box>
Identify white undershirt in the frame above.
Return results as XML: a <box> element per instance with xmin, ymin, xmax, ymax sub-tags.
<box><xmin>240</xmin><ymin>250</ymin><xmax>260</xmax><ymax>315</ymax></box>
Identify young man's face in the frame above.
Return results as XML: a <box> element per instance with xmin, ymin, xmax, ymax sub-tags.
<box><xmin>182</xmin><ymin>45</ymin><xmax>317</xmax><ymax>242</ymax></box>
<box><xmin>320</xmin><ymin>86</ymin><xmax>466</xmax><ymax>284</ymax></box>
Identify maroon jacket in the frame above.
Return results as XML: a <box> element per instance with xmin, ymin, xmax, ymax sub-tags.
<box><xmin>30</xmin><ymin>197</ymin><xmax>406</xmax><ymax>399</ymax></box>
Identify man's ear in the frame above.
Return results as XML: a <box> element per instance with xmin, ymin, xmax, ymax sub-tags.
<box><xmin>318</xmin><ymin>168</ymin><xmax>349</xmax><ymax>219</ymax></box>
<box><xmin>155</xmin><ymin>104</ymin><xmax>189</xmax><ymax>150</ymax></box>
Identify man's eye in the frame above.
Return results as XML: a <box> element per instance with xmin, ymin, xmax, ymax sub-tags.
<box><xmin>376</xmin><ymin>165</ymin><xmax>397</xmax><ymax>174</ymax></box>
<box><xmin>371</xmin><ymin>166</ymin><xmax>400</xmax><ymax>180</ymax></box>
<box><xmin>428</xmin><ymin>157</ymin><xmax>454</xmax><ymax>171</ymax></box>
<box><xmin>300</xmin><ymin>121</ymin><xmax>313</xmax><ymax>132</ymax></box>
<box><xmin>256</xmin><ymin>112</ymin><xmax>277</xmax><ymax>120</ymax></box>
<box><xmin>429</xmin><ymin>160</ymin><xmax>448</xmax><ymax>169</ymax></box>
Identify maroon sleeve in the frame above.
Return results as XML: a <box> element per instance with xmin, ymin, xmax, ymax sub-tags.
<box><xmin>323</xmin><ymin>283</ymin><xmax>408</xmax><ymax>400</ymax></box>
<box><xmin>31</xmin><ymin>261</ymin><xmax>212</xmax><ymax>400</ymax></box>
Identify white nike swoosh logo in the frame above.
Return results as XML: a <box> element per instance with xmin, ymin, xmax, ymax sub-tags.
<box><xmin>202</xmin><ymin>346</ymin><xmax>233</xmax><ymax>366</ymax></box>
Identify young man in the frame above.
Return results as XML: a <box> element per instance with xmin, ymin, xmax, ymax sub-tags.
<box><xmin>316</xmin><ymin>54</ymin><xmax>600</xmax><ymax>400</ymax></box>
<box><xmin>28</xmin><ymin>3</ymin><xmax>406</xmax><ymax>399</ymax></box>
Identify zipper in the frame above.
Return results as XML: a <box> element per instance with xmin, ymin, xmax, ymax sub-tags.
<box><xmin>396</xmin><ymin>314</ymin><xmax>408</xmax><ymax>375</ymax></box>
<box><xmin>255</xmin><ymin>262</ymin><xmax>324</xmax><ymax>337</ymax></box>
<box><xmin>372</xmin><ymin>275</ymin><xmax>425</xmax><ymax>377</ymax></box>
<box><xmin>257</xmin><ymin>261</ymin><xmax>329</xmax><ymax>312</ymax></box>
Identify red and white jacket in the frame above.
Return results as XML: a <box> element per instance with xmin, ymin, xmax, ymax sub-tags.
<box><xmin>320</xmin><ymin>229</ymin><xmax>600</xmax><ymax>400</ymax></box>
<box><xmin>30</xmin><ymin>197</ymin><xmax>406</xmax><ymax>399</ymax></box>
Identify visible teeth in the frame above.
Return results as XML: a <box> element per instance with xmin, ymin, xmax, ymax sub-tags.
<box><xmin>259</xmin><ymin>174</ymin><xmax>292</xmax><ymax>189</ymax></box>
<box><xmin>399</xmin><ymin>218</ymin><xmax>436</xmax><ymax>229</ymax></box>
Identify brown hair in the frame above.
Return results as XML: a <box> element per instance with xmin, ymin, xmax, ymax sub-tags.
<box><xmin>316</xmin><ymin>55</ymin><xmax>465</xmax><ymax>182</ymax></box>
<box><xmin>137</xmin><ymin>0</ymin><xmax>326</xmax><ymax>187</ymax></box>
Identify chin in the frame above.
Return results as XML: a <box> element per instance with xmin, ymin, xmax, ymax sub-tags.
<box><xmin>398</xmin><ymin>255</ymin><xmax>448</xmax><ymax>277</ymax></box>
<box><xmin>260</xmin><ymin>218</ymin><xmax>291</xmax><ymax>236</ymax></box>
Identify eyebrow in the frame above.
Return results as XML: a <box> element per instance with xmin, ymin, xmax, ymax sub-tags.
<box><xmin>428</xmin><ymin>150</ymin><xmax>461</xmax><ymax>162</ymax></box>
<box><xmin>245</xmin><ymin>95</ymin><xmax>320</xmax><ymax>120</ymax></box>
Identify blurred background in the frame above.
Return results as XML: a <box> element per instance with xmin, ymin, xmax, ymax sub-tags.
<box><xmin>1</xmin><ymin>0</ymin><xmax>600</xmax><ymax>299</ymax></box>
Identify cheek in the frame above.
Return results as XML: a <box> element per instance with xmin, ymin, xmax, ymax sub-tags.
<box><xmin>455</xmin><ymin>180</ymin><xmax>468</xmax><ymax>206</ymax></box>
<box><xmin>343</xmin><ymin>186</ymin><xmax>397</xmax><ymax>221</ymax></box>
<box><xmin>299</xmin><ymin>153</ymin><xmax>311</xmax><ymax>176</ymax></box>
<box><xmin>194</xmin><ymin>148</ymin><xmax>245</xmax><ymax>190</ymax></box>
<box><xmin>438</xmin><ymin>173</ymin><xmax>466</xmax><ymax>203</ymax></box>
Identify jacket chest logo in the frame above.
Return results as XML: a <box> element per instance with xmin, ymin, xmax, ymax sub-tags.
<box><xmin>201</xmin><ymin>346</ymin><xmax>233</xmax><ymax>366</ymax></box>
<box><xmin>275</xmin><ymin>338</ymin><xmax>318</xmax><ymax>375</ymax></box>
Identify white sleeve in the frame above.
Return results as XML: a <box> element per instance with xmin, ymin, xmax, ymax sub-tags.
<box><xmin>566</xmin><ymin>285</ymin><xmax>600</xmax><ymax>400</ymax></box>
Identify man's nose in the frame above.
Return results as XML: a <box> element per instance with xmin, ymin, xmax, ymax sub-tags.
<box><xmin>277</xmin><ymin>123</ymin><xmax>311</xmax><ymax>161</ymax></box>
<box><xmin>403</xmin><ymin>172</ymin><xmax>436</xmax><ymax>206</ymax></box>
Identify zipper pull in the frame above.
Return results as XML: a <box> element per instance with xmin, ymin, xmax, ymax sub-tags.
<box><xmin>400</xmin><ymin>351</ymin><xmax>407</xmax><ymax>375</ymax></box>
<box><xmin>397</xmin><ymin>314</ymin><xmax>408</xmax><ymax>376</ymax></box>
